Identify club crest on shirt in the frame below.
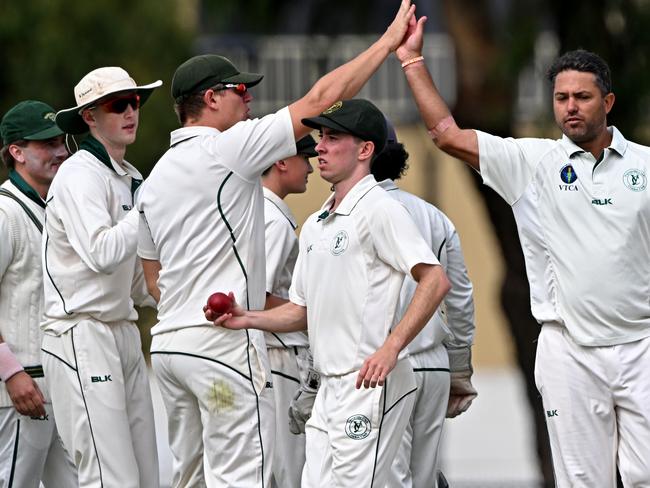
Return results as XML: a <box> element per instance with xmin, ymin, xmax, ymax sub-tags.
<box><xmin>623</xmin><ymin>169</ymin><xmax>647</xmax><ymax>192</ymax></box>
<box><xmin>558</xmin><ymin>164</ymin><xmax>579</xmax><ymax>192</ymax></box>
<box><xmin>345</xmin><ymin>414</ymin><xmax>371</xmax><ymax>440</ymax></box>
<box><xmin>560</xmin><ymin>164</ymin><xmax>578</xmax><ymax>184</ymax></box>
<box><xmin>330</xmin><ymin>230</ymin><xmax>349</xmax><ymax>255</ymax></box>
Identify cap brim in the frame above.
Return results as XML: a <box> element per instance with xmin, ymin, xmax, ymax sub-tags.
<box><xmin>23</xmin><ymin>124</ymin><xmax>65</xmax><ymax>141</ymax></box>
<box><xmin>301</xmin><ymin>115</ymin><xmax>353</xmax><ymax>135</ymax></box>
<box><xmin>55</xmin><ymin>80</ymin><xmax>163</xmax><ymax>135</ymax></box>
<box><xmin>299</xmin><ymin>148</ymin><xmax>318</xmax><ymax>157</ymax></box>
<box><xmin>221</xmin><ymin>72</ymin><xmax>264</xmax><ymax>88</ymax></box>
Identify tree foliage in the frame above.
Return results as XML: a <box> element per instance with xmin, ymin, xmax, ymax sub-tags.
<box><xmin>0</xmin><ymin>0</ymin><xmax>193</xmax><ymax>176</ymax></box>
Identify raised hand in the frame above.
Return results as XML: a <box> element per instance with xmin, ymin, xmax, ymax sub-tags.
<box><xmin>396</xmin><ymin>13</ymin><xmax>428</xmax><ymax>62</ymax></box>
<box><xmin>381</xmin><ymin>0</ymin><xmax>417</xmax><ymax>52</ymax></box>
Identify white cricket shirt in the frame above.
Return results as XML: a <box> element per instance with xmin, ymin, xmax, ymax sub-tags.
<box><xmin>288</xmin><ymin>175</ymin><xmax>439</xmax><ymax>376</ymax></box>
<box><xmin>42</xmin><ymin>150</ymin><xmax>143</xmax><ymax>333</ymax></box>
<box><xmin>478</xmin><ymin>126</ymin><xmax>650</xmax><ymax>346</ymax></box>
<box><xmin>262</xmin><ymin>187</ymin><xmax>309</xmax><ymax>349</ymax></box>
<box><xmin>0</xmin><ymin>178</ymin><xmax>50</xmax><ymax>405</ymax></box>
<box><xmin>379</xmin><ymin>180</ymin><xmax>475</xmax><ymax>358</ymax></box>
<box><xmin>137</xmin><ymin>107</ymin><xmax>295</xmax><ymax>338</ymax></box>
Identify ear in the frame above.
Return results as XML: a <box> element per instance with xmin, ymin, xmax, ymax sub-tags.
<box><xmin>357</xmin><ymin>141</ymin><xmax>375</xmax><ymax>162</ymax></box>
<box><xmin>604</xmin><ymin>92</ymin><xmax>615</xmax><ymax>115</ymax></box>
<box><xmin>275</xmin><ymin>160</ymin><xmax>288</xmax><ymax>173</ymax></box>
<box><xmin>203</xmin><ymin>88</ymin><xmax>220</xmax><ymax>110</ymax></box>
<box><xmin>81</xmin><ymin>108</ymin><xmax>96</xmax><ymax>128</ymax></box>
<box><xmin>8</xmin><ymin>144</ymin><xmax>26</xmax><ymax>164</ymax></box>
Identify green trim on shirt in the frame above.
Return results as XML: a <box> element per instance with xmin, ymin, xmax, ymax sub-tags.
<box><xmin>79</xmin><ymin>135</ymin><xmax>142</xmax><ymax>196</ymax></box>
<box><xmin>79</xmin><ymin>134</ymin><xmax>113</xmax><ymax>172</ymax></box>
<box><xmin>8</xmin><ymin>170</ymin><xmax>45</xmax><ymax>208</ymax></box>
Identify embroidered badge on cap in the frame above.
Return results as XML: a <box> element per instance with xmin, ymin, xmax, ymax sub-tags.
<box><xmin>322</xmin><ymin>101</ymin><xmax>343</xmax><ymax>114</ymax></box>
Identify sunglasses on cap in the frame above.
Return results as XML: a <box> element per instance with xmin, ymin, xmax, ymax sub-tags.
<box><xmin>215</xmin><ymin>83</ymin><xmax>248</xmax><ymax>96</ymax></box>
<box><xmin>95</xmin><ymin>94</ymin><xmax>141</xmax><ymax>114</ymax></box>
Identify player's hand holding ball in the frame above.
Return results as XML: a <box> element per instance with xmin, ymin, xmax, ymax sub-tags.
<box><xmin>207</xmin><ymin>292</ymin><xmax>233</xmax><ymax>314</ymax></box>
<box><xmin>203</xmin><ymin>292</ymin><xmax>247</xmax><ymax>329</ymax></box>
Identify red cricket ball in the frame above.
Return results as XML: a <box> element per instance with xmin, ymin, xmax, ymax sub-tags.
<box><xmin>207</xmin><ymin>292</ymin><xmax>233</xmax><ymax>314</ymax></box>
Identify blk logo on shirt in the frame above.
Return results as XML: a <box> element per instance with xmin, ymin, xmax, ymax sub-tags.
<box><xmin>91</xmin><ymin>375</ymin><xmax>112</xmax><ymax>383</ymax></box>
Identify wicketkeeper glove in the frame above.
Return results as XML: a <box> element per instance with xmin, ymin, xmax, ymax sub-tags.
<box><xmin>446</xmin><ymin>346</ymin><xmax>477</xmax><ymax>418</ymax></box>
<box><xmin>288</xmin><ymin>368</ymin><xmax>320</xmax><ymax>434</ymax></box>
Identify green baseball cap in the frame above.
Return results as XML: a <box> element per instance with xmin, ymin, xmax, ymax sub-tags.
<box><xmin>171</xmin><ymin>54</ymin><xmax>263</xmax><ymax>100</ymax></box>
<box><xmin>296</xmin><ymin>134</ymin><xmax>318</xmax><ymax>157</ymax></box>
<box><xmin>301</xmin><ymin>99</ymin><xmax>387</xmax><ymax>154</ymax></box>
<box><xmin>1</xmin><ymin>100</ymin><xmax>64</xmax><ymax>146</ymax></box>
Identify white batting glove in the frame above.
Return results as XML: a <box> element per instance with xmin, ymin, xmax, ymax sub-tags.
<box><xmin>288</xmin><ymin>368</ymin><xmax>320</xmax><ymax>434</ymax></box>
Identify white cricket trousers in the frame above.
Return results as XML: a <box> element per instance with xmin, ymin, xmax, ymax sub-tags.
<box><xmin>535</xmin><ymin>323</ymin><xmax>650</xmax><ymax>487</ymax></box>
<box><xmin>0</xmin><ymin>403</ymin><xmax>78</xmax><ymax>487</ymax></box>
<box><xmin>388</xmin><ymin>344</ymin><xmax>450</xmax><ymax>488</ymax></box>
<box><xmin>302</xmin><ymin>358</ymin><xmax>416</xmax><ymax>487</ymax></box>
<box><xmin>151</xmin><ymin>326</ymin><xmax>275</xmax><ymax>488</ymax></box>
<box><xmin>41</xmin><ymin>319</ymin><xmax>159</xmax><ymax>488</ymax></box>
<box><xmin>268</xmin><ymin>346</ymin><xmax>308</xmax><ymax>488</ymax></box>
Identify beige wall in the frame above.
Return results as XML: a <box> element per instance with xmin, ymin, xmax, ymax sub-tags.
<box><xmin>285</xmin><ymin>125</ymin><xmax>517</xmax><ymax>368</ymax></box>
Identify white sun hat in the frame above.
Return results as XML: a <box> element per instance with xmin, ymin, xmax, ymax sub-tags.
<box><xmin>56</xmin><ymin>66</ymin><xmax>162</xmax><ymax>134</ymax></box>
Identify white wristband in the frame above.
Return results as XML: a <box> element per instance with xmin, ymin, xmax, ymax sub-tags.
<box><xmin>0</xmin><ymin>343</ymin><xmax>24</xmax><ymax>382</ymax></box>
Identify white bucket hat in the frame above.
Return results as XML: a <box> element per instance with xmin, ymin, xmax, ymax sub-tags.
<box><xmin>56</xmin><ymin>66</ymin><xmax>162</xmax><ymax>134</ymax></box>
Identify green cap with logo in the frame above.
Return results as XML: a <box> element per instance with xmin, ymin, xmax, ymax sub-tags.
<box><xmin>301</xmin><ymin>99</ymin><xmax>387</xmax><ymax>154</ymax></box>
<box><xmin>1</xmin><ymin>100</ymin><xmax>64</xmax><ymax>146</ymax></box>
<box><xmin>296</xmin><ymin>134</ymin><xmax>318</xmax><ymax>157</ymax></box>
<box><xmin>171</xmin><ymin>54</ymin><xmax>264</xmax><ymax>100</ymax></box>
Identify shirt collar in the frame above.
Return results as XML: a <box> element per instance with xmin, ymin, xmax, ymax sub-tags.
<box><xmin>377</xmin><ymin>179</ymin><xmax>398</xmax><ymax>192</ymax></box>
<box><xmin>170</xmin><ymin>126</ymin><xmax>220</xmax><ymax>147</ymax></box>
<box><xmin>263</xmin><ymin>186</ymin><xmax>297</xmax><ymax>229</ymax></box>
<box><xmin>8</xmin><ymin>170</ymin><xmax>45</xmax><ymax>208</ymax></box>
<box><xmin>559</xmin><ymin>126</ymin><xmax>628</xmax><ymax>158</ymax></box>
<box><xmin>78</xmin><ymin>134</ymin><xmax>142</xmax><ymax>195</ymax></box>
<box><xmin>317</xmin><ymin>174</ymin><xmax>379</xmax><ymax>220</ymax></box>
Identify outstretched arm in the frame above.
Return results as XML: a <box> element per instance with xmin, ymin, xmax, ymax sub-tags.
<box><xmin>206</xmin><ymin>295</ymin><xmax>308</xmax><ymax>333</ymax></box>
<box><xmin>289</xmin><ymin>0</ymin><xmax>416</xmax><ymax>138</ymax></box>
<box><xmin>396</xmin><ymin>14</ymin><xmax>481</xmax><ymax>170</ymax></box>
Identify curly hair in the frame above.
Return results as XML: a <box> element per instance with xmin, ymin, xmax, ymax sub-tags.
<box><xmin>547</xmin><ymin>49</ymin><xmax>612</xmax><ymax>95</ymax></box>
<box><xmin>370</xmin><ymin>141</ymin><xmax>409</xmax><ymax>182</ymax></box>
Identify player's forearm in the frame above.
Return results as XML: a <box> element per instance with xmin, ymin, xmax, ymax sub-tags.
<box><xmin>305</xmin><ymin>40</ymin><xmax>391</xmax><ymax>111</ymax></box>
<box><xmin>385</xmin><ymin>264</ymin><xmax>451</xmax><ymax>353</ymax></box>
<box><xmin>247</xmin><ymin>301</ymin><xmax>307</xmax><ymax>333</ymax></box>
<box><xmin>402</xmin><ymin>62</ymin><xmax>480</xmax><ymax>168</ymax></box>
<box><xmin>264</xmin><ymin>293</ymin><xmax>289</xmax><ymax>310</ymax></box>
<box><xmin>142</xmin><ymin>258</ymin><xmax>161</xmax><ymax>304</ymax></box>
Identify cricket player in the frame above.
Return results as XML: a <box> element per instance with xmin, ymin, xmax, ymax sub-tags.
<box><xmin>208</xmin><ymin>98</ymin><xmax>451</xmax><ymax>487</ymax></box>
<box><xmin>398</xmin><ymin>12</ymin><xmax>650</xmax><ymax>487</ymax></box>
<box><xmin>0</xmin><ymin>100</ymin><xmax>77</xmax><ymax>487</ymax></box>
<box><xmin>40</xmin><ymin>67</ymin><xmax>162</xmax><ymax>488</ymax></box>
<box><xmin>371</xmin><ymin>119</ymin><xmax>476</xmax><ymax>488</ymax></box>
<box><xmin>137</xmin><ymin>2</ymin><xmax>418</xmax><ymax>486</ymax></box>
<box><xmin>262</xmin><ymin>135</ymin><xmax>317</xmax><ymax>488</ymax></box>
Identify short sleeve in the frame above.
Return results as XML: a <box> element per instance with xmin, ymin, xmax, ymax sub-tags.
<box><xmin>477</xmin><ymin>130</ymin><xmax>553</xmax><ymax>205</ymax></box>
<box><xmin>137</xmin><ymin>209</ymin><xmax>159</xmax><ymax>260</ymax></box>
<box><xmin>264</xmin><ymin>216</ymin><xmax>295</xmax><ymax>294</ymax></box>
<box><xmin>205</xmin><ymin>107</ymin><xmax>296</xmax><ymax>182</ymax></box>
<box><xmin>370</xmin><ymin>199</ymin><xmax>439</xmax><ymax>278</ymax></box>
<box><xmin>288</xmin><ymin>232</ymin><xmax>308</xmax><ymax>307</ymax></box>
